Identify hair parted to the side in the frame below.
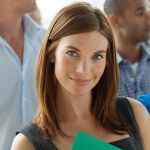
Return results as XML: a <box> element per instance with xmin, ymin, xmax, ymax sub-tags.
<box><xmin>34</xmin><ymin>2</ymin><xmax>129</xmax><ymax>139</ymax></box>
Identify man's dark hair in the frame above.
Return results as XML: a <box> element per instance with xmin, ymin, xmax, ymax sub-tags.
<box><xmin>104</xmin><ymin>0</ymin><xmax>129</xmax><ymax>15</ymax></box>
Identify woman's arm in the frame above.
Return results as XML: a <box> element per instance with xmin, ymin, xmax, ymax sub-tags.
<box><xmin>128</xmin><ymin>98</ymin><xmax>150</xmax><ymax>150</ymax></box>
<box><xmin>11</xmin><ymin>133</ymin><xmax>35</xmax><ymax>150</ymax></box>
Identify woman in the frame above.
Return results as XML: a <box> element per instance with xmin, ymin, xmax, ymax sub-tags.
<box><xmin>11</xmin><ymin>2</ymin><xmax>150</xmax><ymax>150</ymax></box>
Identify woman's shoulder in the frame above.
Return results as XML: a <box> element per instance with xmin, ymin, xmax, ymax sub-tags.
<box><xmin>117</xmin><ymin>97</ymin><xmax>150</xmax><ymax>150</ymax></box>
<box><xmin>11</xmin><ymin>133</ymin><xmax>35</xmax><ymax>150</ymax></box>
<box><xmin>128</xmin><ymin>97</ymin><xmax>150</xmax><ymax>150</ymax></box>
<box><xmin>116</xmin><ymin>96</ymin><xmax>149</xmax><ymax>123</ymax></box>
<box><xmin>11</xmin><ymin>122</ymin><xmax>37</xmax><ymax>150</ymax></box>
<box><xmin>12</xmin><ymin>122</ymin><xmax>58</xmax><ymax>150</ymax></box>
<box><xmin>116</xmin><ymin>96</ymin><xmax>135</xmax><ymax>116</ymax></box>
<box><xmin>116</xmin><ymin>96</ymin><xmax>147</xmax><ymax>113</ymax></box>
<box><xmin>127</xmin><ymin>97</ymin><xmax>149</xmax><ymax>113</ymax></box>
<box><xmin>18</xmin><ymin>122</ymin><xmax>42</xmax><ymax>138</ymax></box>
<box><xmin>125</xmin><ymin>97</ymin><xmax>149</xmax><ymax>122</ymax></box>
<box><xmin>127</xmin><ymin>97</ymin><xmax>150</xmax><ymax>130</ymax></box>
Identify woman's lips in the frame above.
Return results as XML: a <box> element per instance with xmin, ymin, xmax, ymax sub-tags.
<box><xmin>69</xmin><ymin>77</ymin><xmax>92</xmax><ymax>86</ymax></box>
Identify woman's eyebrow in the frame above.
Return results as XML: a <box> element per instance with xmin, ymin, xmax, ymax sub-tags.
<box><xmin>66</xmin><ymin>46</ymin><xmax>107</xmax><ymax>53</ymax></box>
<box><xmin>93</xmin><ymin>50</ymin><xmax>107</xmax><ymax>54</ymax></box>
<box><xmin>65</xmin><ymin>45</ymin><xmax>81</xmax><ymax>52</ymax></box>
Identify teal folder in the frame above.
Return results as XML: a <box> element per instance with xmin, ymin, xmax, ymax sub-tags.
<box><xmin>72</xmin><ymin>132</ymin><xmax>122</xmax><ymax>150</ymax></box>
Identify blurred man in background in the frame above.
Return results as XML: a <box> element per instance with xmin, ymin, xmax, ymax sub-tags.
<box><xmin>104</xmin><ymin>0</ymin><xmax>150</xmax><ymax>99</ymax></box>
<box><xmin>0</xmin><ymin>0</ymin><xmax>45</xmax><ymax>149</ymax></box>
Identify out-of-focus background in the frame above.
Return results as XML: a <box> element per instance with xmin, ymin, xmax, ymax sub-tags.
<box><xmin>37</xmin><ymin>0</ymin><xmax>105</xmax><ymax>28</ymax></box>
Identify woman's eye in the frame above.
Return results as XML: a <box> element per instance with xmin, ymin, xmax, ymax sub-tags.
<box><xmin>92</xmin><ymin>54</ymin><xmax>104</xmax><ymax>60</ymax></box>
<box><xmin>66</xmin><ymin>51</ymin><xmax>78</xmax><ymax>57</ymax></box>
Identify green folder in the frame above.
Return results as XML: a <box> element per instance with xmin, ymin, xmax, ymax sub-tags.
<box><xmin>72</xmin><ymin>132</ymin><xmax>122</xmax><ymax>150</ymax></box>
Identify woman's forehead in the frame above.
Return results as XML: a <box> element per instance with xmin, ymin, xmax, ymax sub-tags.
<box><xmin>56</xmin><ymin>31</ymin><xmax>108</xmax><ymax>52</ymax></box>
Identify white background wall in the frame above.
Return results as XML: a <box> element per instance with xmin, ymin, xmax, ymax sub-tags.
<box><xmin>37</xmin><ymin>0</ymin><xmax>105</xmax><ymax>28</ymax></box>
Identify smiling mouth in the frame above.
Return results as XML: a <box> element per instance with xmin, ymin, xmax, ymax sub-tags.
<box><xmin>69</xmin><ymin>77</ymin><xmax>92</xmax><ymax>86</ymax></box>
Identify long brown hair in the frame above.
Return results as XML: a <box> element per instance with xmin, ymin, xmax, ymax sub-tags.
<box><xmin>34</xmin><ymin>2</ymin><xmax>128</xmax><ymax>139</ymax></box>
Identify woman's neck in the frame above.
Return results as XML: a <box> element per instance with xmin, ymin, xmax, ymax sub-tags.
<box><xmin>56</xmin><ymin>86</ymin><xmax>92</xmax><ymax>122</ymax></box>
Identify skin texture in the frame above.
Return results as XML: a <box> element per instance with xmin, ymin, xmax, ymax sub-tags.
<box><xmin>55</xmin><ymin>31</ymin><xmax>107</xmax><ymax>97</ymax></box>
<box><xmin>11</xmin><ymin>134</ymin><xmax>35</xmax><ymax>150</ymax></box>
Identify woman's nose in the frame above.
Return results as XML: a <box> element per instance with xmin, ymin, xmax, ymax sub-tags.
<box><xmin>75</xmin><ymin>60</ymin><xmax>89</xmax><ymax>74</ymax></box>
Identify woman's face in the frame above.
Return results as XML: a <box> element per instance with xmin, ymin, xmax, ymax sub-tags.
<box><xmin>54</xmin><ymin>31</ymin><xmax>108</xmax><ymax>96</ymax></box>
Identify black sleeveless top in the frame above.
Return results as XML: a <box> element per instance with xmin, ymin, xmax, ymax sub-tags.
<box><xmin>18</xmin><ymin>97</ymin><xmax>143</xmax><ymax>150</ymax></box>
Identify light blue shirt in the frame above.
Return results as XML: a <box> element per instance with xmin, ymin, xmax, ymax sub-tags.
<box><xmin>0</xmin><ymin>15</ymin><xmax>45</xmax><ymax>150</ymax></box>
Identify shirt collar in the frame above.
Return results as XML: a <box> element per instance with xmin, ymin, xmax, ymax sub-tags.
<box><xmin>117</xmin><ymin>52</ymin><xmax>123</xmax><ymax>64</ymax></box>
<box><xmin>141</xmin><ymin>42</ymin><xmax>150</xmax><ymax>55</ymax></box>
<box><xmin>23</xmin><ymin>15</ymin><xmax>41</xmax><ymax>38</ymax></box>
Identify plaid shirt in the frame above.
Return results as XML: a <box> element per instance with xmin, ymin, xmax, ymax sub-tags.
<box><xmin>117</xmin><ymin>45</ymin><xmax>150</xmax><ymax>99</ymax></box>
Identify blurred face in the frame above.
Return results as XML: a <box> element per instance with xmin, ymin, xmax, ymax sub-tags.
<box><xmin>119</xmin><ymin>0</ymin><xmax>150</xmax><ymax>42</ymax></box>
<box><xmin>54</xmin><ymin>31</ymin><xmax>108</xmax><ymax>96</ymax></box>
